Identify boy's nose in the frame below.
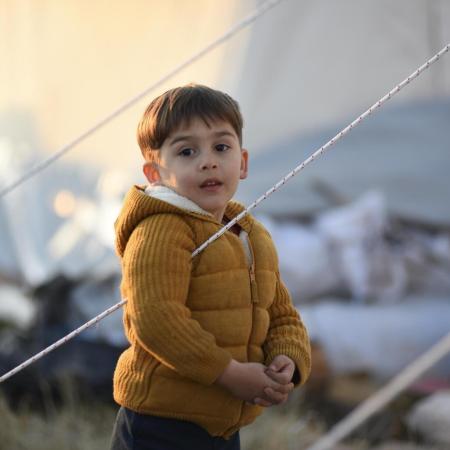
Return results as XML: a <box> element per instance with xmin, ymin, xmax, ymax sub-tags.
<box><xmin>200</xmin><ymin>155</ymin><xmax>218</xmax><ymax>170</ymax></box>
<box><xmin>202</xmin><ymin>161</ymin><xmax>218</xmax><ymax>170</ymax></box>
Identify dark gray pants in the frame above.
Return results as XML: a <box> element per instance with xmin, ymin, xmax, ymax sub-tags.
<box><xmin>110</xmin><ymin>407</ymin><xmax>241</xmax><ymax>450</ymax></box>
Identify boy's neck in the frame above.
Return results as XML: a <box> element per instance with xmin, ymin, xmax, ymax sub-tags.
<box><xmin>145</xmin><ymin>184</ymin><xmax>221</xmax><ymax>221</ymax></box>
<box><xmin>145</xmin><ymin>184</ymin><xmax>240</xmax><ymax>233</ymax></box>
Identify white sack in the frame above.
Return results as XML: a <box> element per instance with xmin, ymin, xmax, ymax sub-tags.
<box><xmin>299</xmin><ymin>298</ymin><xmax>450</xmax><ymax>379</ymax></box>
<box><xmin>256</xmin><ymin>214</ymin><xmax>342</xmax><ymax>300</ymax></box>
<box><xmin>406</xmin><ymin>391</ymin><xmax>450</xmax><ymax>445</ymax></box>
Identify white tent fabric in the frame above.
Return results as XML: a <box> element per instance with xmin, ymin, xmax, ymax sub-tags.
<box><xmin>226</xmin><ymin>0</ymin><xmax>450</xmax><ymax>154</ymax></box>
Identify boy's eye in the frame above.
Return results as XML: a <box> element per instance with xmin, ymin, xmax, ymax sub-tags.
<box><xmin>215</xmin><ymin>144</ymin><xmax>230</xmax><ymax>152</ymax></box>
<box><xmin>179</xmin><ymin>148</ymin><xmax>195</xmax><ymax>157</ymax></box>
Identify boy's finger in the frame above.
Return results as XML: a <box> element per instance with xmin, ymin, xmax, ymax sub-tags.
<box><xmin>267</xmin><ymin>355</ymin><xmax>286</xmax><ymax>370</ymax></box>
<box><xmin>267</xmin><ymin>383</ymin><xmax>294</xmax><ymax>394</ymax></box>
<box><xmin>268</xmin><ymin>355</ymin><xmax>293</xmax><ymax>372</ymax></box>
<box><xmin>254</xmin><ymin>397</ymin><xmax>272</xmax><ymax>407</ymax></box>
<box><xmin>263</xmin><ymin>387</ymin><xmax>288</xmax><ymax>404</ymax></box>
<box><xmin>269</xmin><ymin>382</ymin><xmax>294</xmax><ymax>394</ymax></box>
<box><xmin>266</xmin><ymin>374</ymin><xmax>293</xmax><ymax>392</ymax></box>
<box><xmin>265</xmin><ymin>370</ymin><xmax>292</xmax><ymax>385</ymax></box>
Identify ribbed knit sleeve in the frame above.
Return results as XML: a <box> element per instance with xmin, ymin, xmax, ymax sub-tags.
<box><xmin>121</xmin><ymin>213</ymin><xmax>231</xmax><ymax>386</ymax></box>
<box><xmin>263</xmin><ymin>272</ymin><xmax>311</xmax><ymax>386</ymax></box>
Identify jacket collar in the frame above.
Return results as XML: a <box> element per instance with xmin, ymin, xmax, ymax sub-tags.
<box><xmin>115</xmin><ymin>185</ymin><xmax>253</xmax><ymax>258</ymax></box>
<box><xmin>145</xmin><ymin>184</ymin><xmax>253</xmax><ymax>233</ymax></box>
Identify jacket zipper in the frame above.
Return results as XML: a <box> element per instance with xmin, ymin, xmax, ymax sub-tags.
<box><xmin>225</xmin><ymin>231</ymin><xmax>259</xmax><ymax>437</ymax></box>
<box><xmin>247</xmin><ymin>236</ymin><xmax>259</xmax><ymax>304</ymax></box>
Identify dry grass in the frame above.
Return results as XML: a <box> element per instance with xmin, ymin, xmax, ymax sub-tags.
<box><xmin>0</xmin><ymin>386</ymin><xmax>320</xmax><ymax>450</ymax></box>
<box><xmin>0</xmin><ymin>385</ymin><xmax>117</xmax><ymax>450</ymax></box>
<box><xmin>241</xmin><ymin>399</ymin><xmax>326</xmax><ymax>450</ymax></box>
<box><xmin>0</xmin><ymin>385</ymin><xmax>440</xmax><ymax>450</ymax></box>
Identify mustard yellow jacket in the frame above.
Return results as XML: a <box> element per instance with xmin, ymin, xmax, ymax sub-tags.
<box><xmin>113</xmin><ymin>185</ymin><xmax>311</xmax><ymax>438</ymax></box>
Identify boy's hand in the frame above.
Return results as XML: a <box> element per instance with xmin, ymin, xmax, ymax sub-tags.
<box><xmin>215</xmin><ymin>359</ymin><xmax>291</xmax><ymax>404</ymax></box>
<box><xmin>266</xmin><ymin>355</ymin><xmax>296</xmax><ymax>384</ymax></box>
<box><xmin>254</xmin><ymin>355</ymin><xmax>296</xmax><ymax>407</ymax></box>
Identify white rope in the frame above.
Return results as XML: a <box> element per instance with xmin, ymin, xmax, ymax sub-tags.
<box><xmin>0</xmin><ymin>0</ymin><xmax>285</xmax><ymax>199</ymax></box>
<box><xmin>0</xmin><ymin>43</ymin><xmax>448</xmax><ymax>385</ymax></box>
<box><xmin>305</xmin><ymin>330</ymin><xmax>450</xmax><ymax>450</ymax></box>
<box><xmin>0</xmin><ymin>300</ymin><xmax>127</xmax><ymax>383</ymax></box>
<box><xmin>193</xmin><ymin>43</ymin><xmax>450</xmax><ymax>256</ymax></box>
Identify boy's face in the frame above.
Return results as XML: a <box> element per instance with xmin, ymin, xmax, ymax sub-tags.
<box><xmin>143</xmin><ymin>116</ymin><xmax>248</xmax><ymax>222</ymax></box>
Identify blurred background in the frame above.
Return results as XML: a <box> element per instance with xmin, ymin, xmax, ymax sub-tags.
<box><xmin>1</xmin><ymin>1</ymin><xmax>450</xmax><ymax>449</ymax></box>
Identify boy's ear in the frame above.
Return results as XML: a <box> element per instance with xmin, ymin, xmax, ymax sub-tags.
<box><xmin>143</xmin><ymin>162</ymin><xmax>161</xmax><ymax>184</ymax></box>
<box><xmin>240</xmin><ymin>149</ymin><xmax>249</xmax><ymax>180</ymax></box>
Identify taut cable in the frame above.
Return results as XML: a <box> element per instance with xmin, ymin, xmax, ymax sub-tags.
<box><xmin>305</xmin><ymin>330</ymin><xmax>450</xmax><ymax>450</ymax></box>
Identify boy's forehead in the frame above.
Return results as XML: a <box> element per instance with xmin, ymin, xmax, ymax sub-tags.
<box><xmin>169</xmin><ymin>117</ymin><xmax>236</xmax><ymax>137</ymax></box>
<box><xmin>166</xmin><ymin>116</ymin><xmax>238</xmax><ymax>143</ymax></box>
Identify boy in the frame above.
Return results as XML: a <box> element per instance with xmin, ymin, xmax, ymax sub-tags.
<box><xmin>110</xmin><ymin>84</ymin><xmax>311</xmax><ymax>450</ymax></box>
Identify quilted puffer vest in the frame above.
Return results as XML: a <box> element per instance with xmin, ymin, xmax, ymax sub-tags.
<box><xmin>113</xmin><ymin>185</ymin><xmax>311</xmax><ymax>438</ymax></box>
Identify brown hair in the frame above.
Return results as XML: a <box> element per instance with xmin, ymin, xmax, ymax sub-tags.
<box><xmin>137</xmin><ymin>84</ymin><xmax>243</xmax><ymax>162</ymax></box>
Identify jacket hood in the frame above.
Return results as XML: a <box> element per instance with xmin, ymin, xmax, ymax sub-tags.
<box><xmin>115</xmin><ymin>185</ymin><xmax>254</xmax><ymax>257</ymax></box>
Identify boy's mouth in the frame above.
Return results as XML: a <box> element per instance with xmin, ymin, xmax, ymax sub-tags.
<box><xmin>200</xmin><ymin>178</ymin><xmax>223</xmax><ymax>189</ymax></box>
